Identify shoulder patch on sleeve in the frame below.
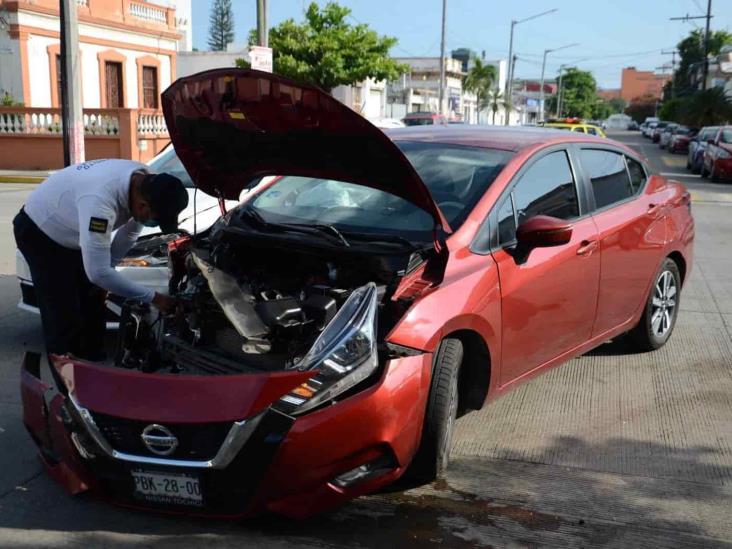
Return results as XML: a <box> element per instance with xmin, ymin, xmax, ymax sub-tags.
<box><xmin>89</xmin><ymin>217</ymin><xmax>109</xmax><ymax>233</ymax></box>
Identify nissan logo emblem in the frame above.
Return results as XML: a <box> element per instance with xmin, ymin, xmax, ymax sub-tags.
<box><xmin>141</xmin><ymin>424</ymin><xmax>178</xmax><ymax>456</ymax></box>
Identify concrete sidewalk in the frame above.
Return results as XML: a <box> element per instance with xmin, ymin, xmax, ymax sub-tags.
<box><xmin>0</xmin><ymin>170</ymin><xmax>50</xmax><ymax>184</ymax></box>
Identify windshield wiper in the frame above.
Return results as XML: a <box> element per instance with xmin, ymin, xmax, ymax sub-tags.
<box><xmin>340</xmin><ymin>231</ymin><xmax>421</xmax><ymax>250</ymax></box>
<box><xmin>280</xmin><ymin>223</ymin><xmax>351</xmax><ymax>247</ymax></box>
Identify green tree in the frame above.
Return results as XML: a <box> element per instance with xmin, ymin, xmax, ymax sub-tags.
<box><xmin>608</xmin><ymin>97</ymin><xmax>627</xmax><ymax>113</ymax></box>
<box><xmin>658</xmin><ymin>97</ymin><xmax>684</xmax><ymax>122</ymax></box>
<box><xmin>674</xmin><ymin>29</ymin><xmax>732</xmax><ymax>96</ymax></box>
<box><xmin>245</xmin><ymin>2</ymin><xmax>407</xmax><ymax>93</ymax></box>
<box><xmin>547</xmin><ymin>68</ymin><xmax>598</xmax><ymax>118</ymax></box>
<box><xmin>208</xmin><ymin>0</ymin><xmax>234</xmax><ymax>51</ymax></box>
<box><xmin>680</xmin><ymin>88</ymin><xmax>732</xmax><ymax>126</ymax></box>
<box><xmin>463</xmin><ymin>59</ymin><xmax>497</xmax><ymax>123</ymax></box>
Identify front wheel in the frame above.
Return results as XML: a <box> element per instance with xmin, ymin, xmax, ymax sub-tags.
<box><xmin>629</xmin><ymin>258</ymin><xmax>681</xmax><ymax>351</ymax></box>
<box><xmin>402</xmin><ymin>338</ymin><xmax>462</xmax><ymax>485</ymax></box>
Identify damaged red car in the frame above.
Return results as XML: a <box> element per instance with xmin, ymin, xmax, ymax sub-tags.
<box><xmin>21</xmin><ymin>69</ymin><xmax>694</xmax><ymax>519</ymax></box>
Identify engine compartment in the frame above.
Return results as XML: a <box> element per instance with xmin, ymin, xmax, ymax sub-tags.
<box><xmin>116</xmin><ymin>223</ymin><xmax>427</xmax><ymax>376</ymax></box>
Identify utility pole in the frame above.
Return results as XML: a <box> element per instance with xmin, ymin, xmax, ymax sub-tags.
<box><xmin>504</xmin><ymin>8</ymin><xmax>558</xmax><ymax>125</ymax></box>
<box><xmin>556</xmin><ymin>64</ymin><xmax>567</xmax><ymax>118</ymax></box>
<box><xmin>670</xmin><ymin>2</ymin><xmax>713</xmax><ymax>91</ymax></box>
<box><xmin>59</xmin><ymin>0</ymin><xmax>84</xmax><ymax>166</ymax></box>
<box><xmin>702</xmin><ymin>0</ymin><xmax>712</xmax><ymax>90</ymax></box>
<box><xmin>438</xmin><ymin>0</ymin><xmax>447</xmax><ymax>117</ymax></box>
<box><xmin>661</xmin><ymin>49</ymin><xmax>678</xmax><ymax>97</ymax></box>
<box><xmin>539</xmin><ymin>43</ymin><xmax>577</xmax><ymax>122</ymax></box>
<box><xmin>257</xmin><ymin>0</ymin><xmax>268</xmax><ymax>47</ymax></box>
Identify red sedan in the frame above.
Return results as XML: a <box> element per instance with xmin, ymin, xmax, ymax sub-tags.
<box><xmin>21</xmin><ymin>70</ymin><xmax>694</xmax><ymax>519</ymax></box>
<box><xmin>701</xmin><ymin>126</ymin><xmax>732</xmax><ymax>182</ymax></box>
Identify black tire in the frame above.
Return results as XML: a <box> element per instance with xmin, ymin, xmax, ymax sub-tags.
<box><xmin>629</xmin><ymin>258</ymin><xmax>681</xmax><ymax>351</ymax></box>
<box><xmin>403</xmin><ymin>338</ymin><xmax>462</xmax><ymax>485</ymax></box>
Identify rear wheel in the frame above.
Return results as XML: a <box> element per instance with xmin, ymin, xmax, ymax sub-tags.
<box><xmin>629</xmin><ymin>258</ymin><xmax>681</xmax><ymax>351</ymax></box>
<box><xmin>403</xmin><ymin>338</ymin><xmax>462</xmax><ymax>485</ymax></box>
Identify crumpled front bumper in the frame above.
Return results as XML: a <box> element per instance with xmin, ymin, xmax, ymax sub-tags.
<box><xmin>20</xmin><ymin>350</ymin><xmax>432</xmax><ymax>518</ymax></box>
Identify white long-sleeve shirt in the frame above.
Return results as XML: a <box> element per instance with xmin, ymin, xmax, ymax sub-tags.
<box><xmin>24</xmin><ymin>159</ymin><xmax>156</xmax><ymax>303</ymax></box>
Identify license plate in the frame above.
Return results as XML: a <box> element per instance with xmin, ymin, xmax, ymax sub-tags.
<box><xmin>131</xmin><ymin>470</ymin><xmax>203</xmax><ymax>506</ymax></box>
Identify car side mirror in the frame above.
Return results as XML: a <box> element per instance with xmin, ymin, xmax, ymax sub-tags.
<box><xmin>708</xmin><ymin>138</ymin><xmax>716</xmax><ymax>145</ymax></box>
<box><xmin>511</xmin><ymin>215</ymin><xmax>572</xmax><ymax>263</ymax></box>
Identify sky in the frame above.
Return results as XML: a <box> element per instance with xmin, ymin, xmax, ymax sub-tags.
<box><xmin>191</xmin><ymin>0</ymin><xmax>732</xmax><ymax>89</ymax></box>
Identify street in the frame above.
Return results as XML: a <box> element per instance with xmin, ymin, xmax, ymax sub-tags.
<box><xmin>0</xmin><ymin>131</ymin><xmax>730</xmax><ymax>548</ymax></box>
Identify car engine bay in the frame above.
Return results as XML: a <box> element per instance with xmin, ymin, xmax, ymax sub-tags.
<box><xmin>115</xmin><ymin>219</ymin><xmax>431</xmax><ymax>376</ymax></box>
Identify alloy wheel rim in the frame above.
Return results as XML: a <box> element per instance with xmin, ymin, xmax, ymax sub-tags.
<box><xmin>651</xmin><ymin>270</ymin><xmax>677</xmax><ymax>337</ymax></box>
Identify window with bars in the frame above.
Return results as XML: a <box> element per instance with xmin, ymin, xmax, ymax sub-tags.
<box><xmin>142</xmin><ymin>66</ymin><xmax>158</xmax><ymax>109</ymax></box>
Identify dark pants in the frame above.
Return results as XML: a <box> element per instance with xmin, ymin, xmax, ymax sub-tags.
<box><xmin>13</xmin><ymin>209</ymin><xmax>106</xmax><ymax>362</ymax></box>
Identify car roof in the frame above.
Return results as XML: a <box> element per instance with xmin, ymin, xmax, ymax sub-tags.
<box><xmin>385</xmin><ymin>125</ymin><xmax>610</xmax><ymax>152</ymax></box>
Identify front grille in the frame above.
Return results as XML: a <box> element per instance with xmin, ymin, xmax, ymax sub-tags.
<box><xmin>91</xmin><ymin>412</ymin><xmax>233</xmax><ymax>461</ymax></box>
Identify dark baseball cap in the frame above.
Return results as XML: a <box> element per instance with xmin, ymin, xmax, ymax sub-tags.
<box><xmin>142</xmin><ymin>172</ymin><xmax>189</xmax><ymax>233</ymax></box>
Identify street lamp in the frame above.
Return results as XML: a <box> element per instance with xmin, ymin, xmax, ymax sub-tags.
<box><xmin>504</xmin><ymin>8</ymin><xmax>558</xmax><ymax>125</ymax></box>
<box><xmin>539</xmin><ymin>43</ymin><xmax>578</xmax><ymax>121</ymax></box>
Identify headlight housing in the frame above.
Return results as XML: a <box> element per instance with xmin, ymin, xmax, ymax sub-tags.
<box><xmin>273</xmin><ymin>283</ymin><xmax>379</xmax><ymax>415</ymax></box>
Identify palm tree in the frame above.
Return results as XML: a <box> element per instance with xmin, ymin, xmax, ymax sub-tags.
<box><xmin>463</xmin><ymin>59</ymin><xmax>497</xmax><ymax>124</ymax></box>
<box><xmin>489</xmin><ymin>89</ymin><xmax>504</xmax><ymax>125</ymax></box>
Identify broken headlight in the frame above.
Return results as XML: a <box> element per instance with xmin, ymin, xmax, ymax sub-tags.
<box><xmin>274</xmin><ymin>283</ymin><xmax>379</xmax><ymax>415</ymax></box>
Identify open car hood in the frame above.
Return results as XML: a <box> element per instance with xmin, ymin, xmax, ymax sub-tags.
<box><xmin>161</xmin><ymin>69</ymin><xmax>450</xmax><ymax>231</ymax></box>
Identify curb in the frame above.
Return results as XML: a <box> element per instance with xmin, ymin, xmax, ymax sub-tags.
<box><xmin>0</xmin><ymin>176</ymin><xmax>45</xmax><ymax>184</ymax></box>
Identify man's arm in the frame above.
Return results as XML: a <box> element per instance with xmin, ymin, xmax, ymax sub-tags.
<box><xmin>110</xmin><ymin>218</ymin><xmax>143</xmax><ymax>266</ymax></box>
<box><xmin>77</xmin><ymin>196</ymin><xmax>155</xmax><ymax>303</ymax></box>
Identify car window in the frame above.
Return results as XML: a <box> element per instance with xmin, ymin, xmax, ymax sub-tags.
<box><xmin>581</xmin><ymin>149</ymin><xmax>634</xmax><ymax>209</ymax></box>
<box><xmin>497</xmin><ymin>196</ymin><xmax>516</xmax><ymax>245</ymax></box>
<box><xmin>587</xmin><ymin>127</ymin><xmax>597</xmax><ymax>135</ymax></box>
<box><xmin>721</xmin><ymin>130</ymin><xmax>732</xmax><ymax>144</ymax></box>
<box><xmin>626</xmin><ymin>157</ymin><xmax>647</xmax><ymax>193</ymax></box>
<box><xmin>512</xmin><ymin>150</ymin><xmax>579</xmax><ymax>225</ymax></box>
<box><xmin>572</xmin><ymin>126</ymin><xmax>585</xmax><ymax>133</ymax></box>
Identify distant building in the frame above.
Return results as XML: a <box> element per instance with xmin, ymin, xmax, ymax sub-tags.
<box><xmin>621</xmin><ymin>67</ymin><xmax>670</xmax><ymax>103</ymax></box>
<box><xmin>177</xmin><ymin>44</ymin><xmax>249</xmax><ymax>78</ymax></box>
<box><xmin>698</xmin><ymin>45</ymin><xmax>732</xmax><ymax>97</ymax></box>
<box><xmin>332</xmin><ymin>79</ymin><xmax>386</xmax><ymax>120</ymax></box>
<box><xmin>511</xmin><ymin>79</ymin><xmax>557</xmax><ymax>124</ymax></box>
<box><xmin>0</xmin><ymin>0</ymin><xmax>181</xmax><ymax>108</ymax></box>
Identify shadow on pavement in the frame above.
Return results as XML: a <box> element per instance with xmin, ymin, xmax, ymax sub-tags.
<box><xmin>0</xmin><ymin>435</ymin><xmax>728</xmax><ymax>547</ymax></box>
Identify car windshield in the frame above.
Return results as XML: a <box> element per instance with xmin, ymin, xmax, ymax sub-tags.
<box><xmin>147</xmin><ymin>146</ymin><xmax>195</xmax><ymax>188</ymax></box>
<box><xmin>675</xmin><ymin>128</ymin><xmax>690</xmax><ymax>135</ymax></box>
<box><xmin>721</xmin><ymin>130</ymin><xmax>732</xmax><ymax>143</ymax></box>
<box><xmin>245</xmin><ymin>142</ymin><xmax>513</xmax><ymax>243</ymax></box>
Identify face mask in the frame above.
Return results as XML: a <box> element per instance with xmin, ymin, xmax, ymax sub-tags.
<box><xmin>141</xmin><ymin>219</ymin><xmax>159</xmax><ymax>228</ymax></box>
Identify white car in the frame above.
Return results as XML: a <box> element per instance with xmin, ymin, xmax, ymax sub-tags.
<box><xmin>16</xmin><ymin>146</ymin><xmax>250</xmax><ymax>325</ymax></box>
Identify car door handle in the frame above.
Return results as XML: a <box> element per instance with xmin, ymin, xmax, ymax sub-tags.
<box><xmin>576</xmin><ymin>240</ymin><xmax>598</xmax><ymax>256</ymax></box>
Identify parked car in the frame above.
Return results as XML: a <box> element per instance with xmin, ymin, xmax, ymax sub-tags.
<box><xmin>629</xmin><ymin>120</ymin><xmax>639</xmax><ymax>131</ymax></box>
<box><xmin>16</xmin><ymin>146</ymin><xmax>244</xmax><ymax>324</ymax></box>
<box><xmin>667</xmin><ymin>127</ymin><xmax>697</xmax><ymax>154</ymax></box>
<box><xmin>701</xmin><ymin>126</ymin><xmax>732</xmax><ymax>182</ymax></box>
<box><xmin>651</xmin><ymin>121</ymin><xmax>670</xmax><ymax>142</ymax></box>
<box><xmin>368</xmin><ymin>117</ymin><xmax>406</xmax><ymax>129</ymax></box>
<box><xmin>659</xmin><ymin>123</ymin><xmax>679</xmax><ymax>149</ymax></box>
<box><xmin>20</xmin><ymin>69</ymin><xmax>694</xmax><ymax>520</ymax></box>
<box><xmin>402</xmin><ymin>111</ymin><xmax>447</xmax><ymax>126</ymax></box>
<box><xmin>643</xmin><ymin>121</ymin><xmax>658</xmax><ymax>138</ymax></box>
<box><xmin>687</xmin><ymin>126</ymin><xmax>720</xmax><ymax>173</ymax></box>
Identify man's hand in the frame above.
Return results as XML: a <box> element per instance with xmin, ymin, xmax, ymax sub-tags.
<box><xmin>152</xmin><ymin>292</ymin><xmax>177</xmax><ymax>314</ymax></box>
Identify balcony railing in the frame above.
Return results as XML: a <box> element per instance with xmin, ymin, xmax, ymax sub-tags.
<box><xmin>0</xmin><ymin>107</ymin><xmax>167</xmax><ymax>138</ymax></box>
<box><xmin>129</xmin><ymin>2</ymin><xmax>168</xmax><ymax>24</ymax></box>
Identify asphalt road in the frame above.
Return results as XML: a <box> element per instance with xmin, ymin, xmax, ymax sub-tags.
<box><xmin>0</xmin><ymin>131</ymin><xmax>730</xmax><ymax>548</ymax></box>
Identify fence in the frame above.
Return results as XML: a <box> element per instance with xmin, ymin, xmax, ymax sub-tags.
<box><xmin>0</xmin><ymin>107</ymin><xmax>170</xmax><ymax>170</ymax></box>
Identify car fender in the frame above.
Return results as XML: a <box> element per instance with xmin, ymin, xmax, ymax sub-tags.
<box><xmin>387</xmin><ymin>253</ymin><xmax>501</xmax><ymax>381</ymax></box>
